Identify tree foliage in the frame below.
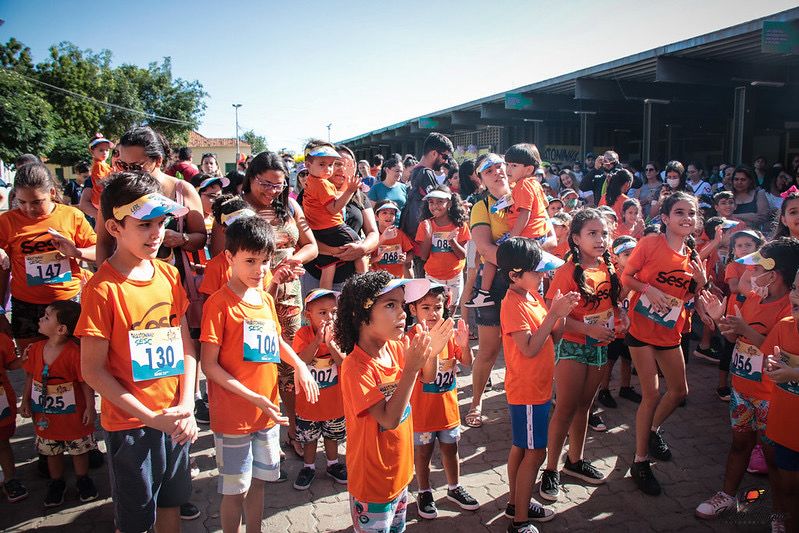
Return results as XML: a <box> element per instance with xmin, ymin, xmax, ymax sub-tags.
<box><xmin>241</xmin><ymin>130</ymin><xmax>267</xmax><ymax>154</ymax></box>
<box><xmin>0</xmin><ymin>38</ymin><xmax>207</xmax><ymax>167</ymax></box>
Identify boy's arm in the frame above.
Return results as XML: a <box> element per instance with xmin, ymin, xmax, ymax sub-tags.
<box><xmin>295</xmin><ymin>334</ymin><xmax>322</xmax><ymax>364</ymax></box>
<box><xmin>279</xmin><ymin>338</ymin><xmax>319</xmax><ymax>403</ymax></box>
<box><xmin>416</xmin><ymin>221</ymin><xmax>432</xmax><ymax>261</ymax></box>
<box><xmin>19</xmin><ymin>372</ymin><xmax>33</xmax><ymax>417</ymax></box>
<box><xmin>79</xmin><ymin>188</ymin><xmax>98</xmax><ymax>219</ymax></box>
<box><xmin>326</xmin><ymin>175</ymin><xmax>361</xmax><ymax>214</ymax></box>
<box><xmin>509</xmin><ymin>208</ymin><xmax>531</xmax><ymax>237</ymax></box>
<box><xmin>509</xmin><ymin>313</ymin><xmax>561</xmax><ymax>358</ymax></box>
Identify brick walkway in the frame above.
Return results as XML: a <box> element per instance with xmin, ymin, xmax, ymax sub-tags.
<box><xmin>2</xmin><ymin>342</ymin><xmax>774</xmax><ymax>532</ymax></box>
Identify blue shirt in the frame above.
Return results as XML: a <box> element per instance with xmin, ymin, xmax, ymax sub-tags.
<box><xmin>368</xmin><ymin>181</ymin><xmax>408</xmax><ymax>223</ymax></box>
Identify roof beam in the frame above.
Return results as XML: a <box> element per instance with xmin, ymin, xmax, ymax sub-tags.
<box><xmin>575</xmin><ymin>77</ymin><xmax>727</xmax><ymax>105</ymax></box>
<box><xmin>504</xmin><ymin>92</ymin><xmax>575</xmax><ymax>111</ymax></box>
<box><xmin>655</xmin><ymin>56</ymin><xmax>789</xmax><ymax>87</ymax></box>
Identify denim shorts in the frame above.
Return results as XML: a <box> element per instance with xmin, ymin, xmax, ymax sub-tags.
<box><xmin>473</xmin><ymin>264</ymin><xmax>509</xmax><ymax>327</ymax></box>
<box><xmin>413</xmin><ymin>427</ymin><xmax>460</xmax><ymax>446</ymax></box>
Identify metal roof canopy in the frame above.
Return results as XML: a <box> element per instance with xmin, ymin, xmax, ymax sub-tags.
<box><xmin>342</xmin><ymin>7</ymin><xmax>799</xmax><ymax>147</ymax></box>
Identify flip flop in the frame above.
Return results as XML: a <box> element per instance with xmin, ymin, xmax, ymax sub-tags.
<box><xmin>464</xmin><ymin>407</ymin><xmax>483</xmax><ymax>428</ymax></box>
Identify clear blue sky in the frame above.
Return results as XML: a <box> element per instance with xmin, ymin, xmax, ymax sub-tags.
<box><xmin>1</xmin><ymin>0</ymin><xmax>796</xmax><ymax>152</ymax></box>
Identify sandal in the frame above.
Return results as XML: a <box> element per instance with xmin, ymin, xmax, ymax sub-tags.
<box><xmin>284</xmin><ymin>434</ymin><xmax>304</xmax><ymax>458</ymax></box>
<box><xmin>464</xmin><ymin>407</ymin><xmax>483</xmax><ymax>428</ymax></box>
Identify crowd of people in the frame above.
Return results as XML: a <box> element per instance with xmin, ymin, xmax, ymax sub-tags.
<box><xmin>0</xmin><ymin>128</ymin><xmax>798</xmax><ymax>533</ymax></box>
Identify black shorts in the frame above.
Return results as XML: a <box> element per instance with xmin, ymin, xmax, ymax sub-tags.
<box><xmin>625</xmin><ymin>333</ymin><xmax>680</xmax><ymax>351</ymax></box>
<box><xmin>105</xmin><ymin>427</ymin><xmax>191</xmax><ymax>532</ymax></box>
<box><xmin>11</xmin><ymin>297</ymin><xmax>49</xmax><ymax>340</ymax></box>
<box><xmin>473</xmin><ymin>264</ymin><xmax>510</xmax><ymax>328</ymax></box>
<box><xmin>607</xmin><ymin>338</ymin><xmax>632</xmax><ymax>361</ymax></box>
<box><xmin>313</xmin><ymin>224</ymin><xmax>361</xmax><ymax>268</ymax></box>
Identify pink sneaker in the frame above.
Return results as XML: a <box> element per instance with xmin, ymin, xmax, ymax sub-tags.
<box><xmin>746</xmin><ymin>444</ymin><xmax>768</xmax><ymax>474</ymax></box>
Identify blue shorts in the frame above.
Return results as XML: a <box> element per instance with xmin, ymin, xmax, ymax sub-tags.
<box><xmin>508</xmin><ymin>402</ymin><xmax>551</xmax><ymax>450</ymax></box>
<box><xmin>413</xmin><ymin>427</ymin><xmax>460</xmax><ymax>446</ymax></box>
<box><xmin>105</xmin><ymin>427</ymin><xmax>191</xmax><ymax>533</ymax></box>
<box><xmin>214</xmin><ymin>425</ymin><xmax>281</xmax><ymax>495</ymax></box>
<box><xmin>350</xmin><ymin>487</ymin><xmax>408</xmax><ymax>532</ymax></box>
<box><xmin>774</xmin><ymin>442</ymin><xmax>799</xmax><ymax>472</ymax></box>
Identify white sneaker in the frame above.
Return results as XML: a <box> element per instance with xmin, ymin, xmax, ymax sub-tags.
<box><xmin>695</xmin><ymin>491</ymin><xmax>736</xmax><ymax>519</ymax></box>
<box><xmin>465</xmin><ymin>290</ymin><xmax>494</xmax><ymax>308</ymax></box>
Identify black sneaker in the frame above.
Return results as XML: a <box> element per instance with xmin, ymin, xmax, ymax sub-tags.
<box><xmin>649</xmin><ymin>429</ymin><xmax>672</xmax><ymax>461</ymax></box>
<box><xmin>693</xmin><ymin>346</ymin><xmax>720</xmax><ymax>363</ymax></box>
<box><xmin>267</xmin><ymin>469</ymin><xmax>288</xmax><ymax>483</ymax></box>
<box><xmin>417</xmin><ymin>490</ymin><xmax>437</xmax><ymax>519</ymax></box>
<box><xmin>588</xmin><ymin>412</ymin><xmax>607</xmax><ymax>432</ymax></box>
<box><xmin>76</xmin><ymin>476</ymin><xmax>99</xmax><ymax>503</ymax></box>
<box><xmin>3</xmin><ymin>478</ymin><xmax>28</xmax><ymax>503</ymax></box>
<box><xmin>619</xmin><ymin>386</ymin><xmax>642</xmax><ymax>403</ymax></box>
<box><xmin>716</xmin><ymin>387</ymin><xmax>731</xmax><ymax>402</ymax></box>
<box><xmin>507</xmin><ymin>520</ymin><xmax>540</xmax><ymax>533</ymax></box>
<box><xmin>326</xmin><ymin>463</ymin><xmax>347</xmax><ymax>485</ymax></box>
<box><xmin>630</xmin><ymin>459</ymin><xmax>661</xmax><ymax>496</ymax></box>
<box><xmin>446</xmin><ymin>486</ymin><xmax>479</xmax><ymax>511</ymax></box>
<box><xmin>88</xmin><ymin>448</ymin><xmax>105</xmax><ymax>469</ymax></box>
<box><xmin>180</xmin><ymin>502</ymin><xmax>201</xmax><ymax>520</ymax></box>
<box><xmin>194</xmin><ymin>398</ymin><xmax>210</xmax><ymax>425</ymax></box>
<box><xmin>44</xmin><ymin>478</ymin><xmax>67</xmax><ymax>508</ymax></box>
<box><xmin>294</xmin><ymin>467</ymin><xmax>315</xmax><ymax>490</ymax></box>
<box><xmin>597</xmin><ymin>389</ymin><xmax>617</xmax><ymax>409</ymax></box>
<box><xmin>562</xmin><ymin>458</ymin><xmax>606</xmax><ymax>485</ymax></box>
<box><xmin>504</xmin><ymin>500</ymin><xmax>555</xmax><ymax>522</ymax></box>
<box><xmin>539</xmin><ymin>470</ymin><xmax>559</xmax><ymax>502</ymax></box>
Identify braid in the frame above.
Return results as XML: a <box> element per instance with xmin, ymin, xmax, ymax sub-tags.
<box><xmin>569</xmin><ymin>235</ymin><xmax>598</xmax><ymax>308</ymax></box>
<box><xmin>602</xmin><ymin>249</ymin><xmax>621</xmax><ymax>307</ymax></box>
<box><xmin>685</xmin><ymin>233</ymin><xmax>700</xmax><ymax>292</ymax></box>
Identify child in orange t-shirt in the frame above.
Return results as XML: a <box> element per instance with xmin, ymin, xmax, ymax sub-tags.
<box><xmin>497</xmin><ymin>237</ymin><xmax>579</xmax><ymax>530</ymax></box>
<box><xmin>0</xmin><ymin>333</ymin><xmax>25</xmax><ymax>503</ymax></box>
<box><xmin>337</xmin><ymin>272</ymin><xmax>450</xmax><ymax>533</ymax></box>
<box><xmin>617</xmin><ymin>198</ymin><xmax>644</xmax><ymax>239</ymax></box>
<box><xmin>407</xmin><ymin>284</ymin><xmax>476</xmax><ymax>518</ymax></box>
<box><xmin>291</xmin><ymin>289</ymin><xmax>347</xmax><ymax>490</ymax></box>
<box><xmin>75</xmin><ymin>173</ymin><xmax>199</xmax><ymax>533</ymax></box>
<box><xmin>88</xmin><ymin>133</ymin><xmax>114</xmax><ymax>213</ymax></box>
<box><xmin>301</xmin><ymin>141</ymin><xmax>366</xmax><ymax>289</ymax></box>
<box><xmin>200</xmin><ymin>216</ymin><xmax>318</xmax><ymax>532</ymax></box>
<box><xmin>415</xmin><ymin>187</ymin><xmax>470</xmax><ymax>315</ymax></box>
<box><xmin>542</xmin><ymin>209</ymin><xmax>619</xmax><ymax>501</ymax></box>
<box><xmin>599</xmin><ymin>168</ymin><xmax>633</xmax><ymax>223</ymax></box>
<box><xmin>20</xmin><ymin>301</ymin><xmax>98</xmax><ymax>507</ymax></box>
<box><xmin>372</xmin><ymin>201</ymin><xmax>414</xmax><ymax>278</ymax></box>
<box><xmin>549</xmin><ymin>212</ymin><xmax>572</xmax><ymax>260</ymax></box>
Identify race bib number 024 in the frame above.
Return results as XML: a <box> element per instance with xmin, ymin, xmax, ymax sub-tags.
<box><xmin>128</xmin><ymin>327</ymin><xmax>185</xmax><ymax>382</ymax></box>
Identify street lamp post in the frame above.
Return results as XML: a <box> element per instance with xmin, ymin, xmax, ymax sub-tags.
<box><xmin>326</xmin><ymin>123</ymin><xmax>332</xmax><ymax>142</ymax></box>
<box><xmin>233</xmin><ymin>103</ymin><xmax>242</xmax><ymax>167</ymax></box>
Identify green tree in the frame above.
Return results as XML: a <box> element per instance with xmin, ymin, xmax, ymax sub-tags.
<box><xmin>0</xmin><ymin>70</ymin><xmax>55</xmax><ymax>162</ymax></box>
<box><xmin>241</xmin><ymin>130</ymin><xmax>267</xmax><ymax>154</ymax></box>
<box><xmin>48</xmin><ymin>134</ymin><xmax>90</xmax><ymax>167</ymax></box>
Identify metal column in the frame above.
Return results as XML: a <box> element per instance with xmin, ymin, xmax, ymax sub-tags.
<box><xmin>642</xmin><ymin>102</ymin><xmax>653</xmax><ymax>163</ymax></box>
<box><xmin>577</xmin><ymin>112</ymin><xmax>594</xmax><ymax>160</ymax></box>
<box><xmin>732</xmin><ymin>86</ymin><xmax>746</xmax><ymax>165</ymax></box>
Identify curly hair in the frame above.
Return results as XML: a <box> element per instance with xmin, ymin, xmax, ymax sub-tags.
<box><xmin>567</xmin><ymin>208</ymin><xmax>620</xmax><ymax>309</ymax></box>
<box><xmin>419</xmin><ymin>185</ymin><xmax>468</xmax><ymax>228</ymax></box>
<box><xmin>211</xmin><ymin>194</ymin><xmax>250</xmax><ymax>225</ymax></box>
<box><xmin>760</xmin><ymin>237</ymin><xmax>799</xmax><ymax>287</ymax></box>
<box><xmin>774</xmin><ymin>192</ymin><xmax>799</xmax><ymax>239</ymax></box>
<box><xmin>244</xmin><ymin>151</ymin><xmax>291</xmax><ymax>223</ymax></box>
<box><xmin>334</xmin><ymin>271</ymin><xmax>395</xmax><ymax>354</ymax></box>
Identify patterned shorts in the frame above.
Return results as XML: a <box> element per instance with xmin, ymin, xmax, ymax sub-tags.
<box><xmin>36</xmin><ymin>433</ymin><xmax>97</xmax><ymax>456</ymax></box>
<box><xmin>729</xmin><ymin>388</ymin><xmax>769</xmax><ymax>434</ymax></box>
<box><xmin>350</xmin><ymin>487</ymin><xmax>408</xmax><ymax>533</ymax></box>
<box><xmin>556</xmin><ymin>338</ymin><xmax>608</xmax><ymax>367</ymax></box>
<box><xmin>295</xmin><ymin>416</ymin><xmax>346</xmax><ymax>444</ymax></box>
<box><xmin>277</xmin><ymin>312</ymin><xmax>302</xmax><ymax>394</ymax></box>
<box><xmin>213</xmin><ymin>425</ymin><xmax>281</xmax><ymax>495</ymax></box>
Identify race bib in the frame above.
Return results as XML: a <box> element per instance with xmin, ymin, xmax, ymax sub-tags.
<box><xmin>634</xmin><ymin>293</ymin><xmax>682</xmax><ymax>328</ymax></box>
<box><xmin>0</xmin><ymin>386</ymin><xmax>9</xmax><ymax>419</ymax></box>
<box><xmin>423</xmin><ymin>357</ymin><xmax>457</xmax><ymax>393</ymax></box>
<box><xmin>490</xmin><ymin>194</ymin><xmax>514</xmax><ymax>213</ymax></box>
<box><xmin>309</xmin><ymin>356</ymin><xmax>338</xmax><ymax>389</ymax></box>
<box><xmin>377</xmin><ymin>244</ymin><xmax>402</xmax><ymax>265</ymax></box>
<box><xmin>31</xmin><ymin>380</ymin><xmax>76</xmax><ymax>414</ymax></box>
<box><xmin>377</xmin><ymin>380</ymin><xmax>410</xmax><ymax>430</ymax></box>
<box><xmin>584</xmin><ymin>309</ymin><xmax>614</xmax><ymax>346</ymax></box>
<box><xmin>730</xmin><ymin>340</ymin><xmax>764</xmax><ymax>382</ymax></box>
<box><xmin>25</xmin><ymin>251</ymin><xmax>72</xmax><ymax>286</ymax></box>
<box><xmin>128</xmin><ymin>327</ymin><xmax>185</xmax><ymax>381</ymax></box>
<box><xmin>776</xmin><ymin>350</ymin><xmax>799</xmax><ymax>396</ymax></box>
<box><xmin>243</xmin><ymin>319</ymin><xmax>280</xmax><ymax>363</ymax></box>
<box><xmin>431</xmin><ymin>231</ymin><xmax>453</xmax><ymax>253</ymax></box>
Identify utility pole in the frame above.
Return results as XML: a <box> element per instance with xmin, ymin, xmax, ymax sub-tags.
<box><xmin>326</xmin><ymin>123</ymin><xmax>332</xmax><ymax>142</ymax></box>
<box><xmin>233</xmin><ymin>104</ymin><xmax>242</xmax><ymax>166</ymax></box>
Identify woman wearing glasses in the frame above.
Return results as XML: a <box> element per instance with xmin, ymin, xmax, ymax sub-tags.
<box><xmin>633</xmin><ymin>162</ymin><xmax>663</xmax><ymax>219</ymax></box>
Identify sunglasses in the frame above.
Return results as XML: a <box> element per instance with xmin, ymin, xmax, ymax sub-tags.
<box><xmin>253</xmin><ymin>178</ymin><xmax>286</xmax><ymax>191</ymax></box>
<box><xmin>202</xmin><ymin>152</ymin><xmax>217</xmax><ymax>159</ymax></box>
<box><xmin>646</xmin><ymin>168</ymin><xmax>656</xmax><ymax>172</ymax></box>
<box><xmin>114</xmin><ymin>160</ymin><xmax>149</xmax><ymax>172</ymax></box>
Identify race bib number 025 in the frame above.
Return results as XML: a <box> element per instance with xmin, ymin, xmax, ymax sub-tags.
<box><xmin>129</xmin><ymin>327</ymin><xmax>185</xmax><ymax>382</ymax></box>
<box><xmin>31</xmin><ymin>380</ymin><xmax>76</xmax><ymax>414</ymax></box>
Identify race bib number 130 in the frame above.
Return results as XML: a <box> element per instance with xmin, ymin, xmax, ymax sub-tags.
<box><xmin>129</xmin><ymin>327</ymin><xmax>185</xmax><ymax>382</ymax></box>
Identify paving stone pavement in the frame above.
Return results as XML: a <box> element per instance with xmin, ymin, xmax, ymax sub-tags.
<box><xmin>2</xmin><ymin>341</ymin><xmax>776</xmax><ymax>532</ymax></box>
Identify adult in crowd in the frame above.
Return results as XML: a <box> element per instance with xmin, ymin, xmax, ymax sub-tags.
<box><xmin>686</xmin><ymin>162</ymin><xmax>712</xmax><ymax>197</ymax></box>
<box><xmin>300</xmin><ymin>144</ymin><xmax>379</xmax><ymax>293</ymax></box>
<box><xmin>458</xmin><ymin>159</ymin><xmax>484</xmax><ymax>206</ymax></box>
<box><xmin>763</xmin><ymin>166</ymin><xmax>795</xmax><ymax>210</ymax></box>
<box><xmin>753</xmin><ymin>155</ymin><xmax>767</xmax><ymax>186</ymax></box>
<box><xmin>166</xmin><ymin>146</ymin><xmax>200</xmax><ymax>182</ymax></box>
<box><xmin>579</xmin><ymin>154</ymin><xmax>605</xmax><ymax>205</ymax></box>
<box><xmin>633</xmin><ymin>162</ymin><xmax>662</xmax><ymax>218</ymax></box>
<box><xmin>731</xmin><ymin>165</ymin><xmax>770</xmax><ymax>228</ymax></box>
<box><xmin>401</xmin><ymin>155</ymin><xmax>418</xmax><ymax>184</ymax></box>
<box><xmin>367</xmin><ymin>154</ymin><xmax>407</xmax><ymax>222</ymax></box>
<box><xmin>357</xmin><ymin>160</ymin><xmax>371</xmax><ymax>180</ymax></box>
<box><xmin>558</xmin><ymin>169</ymin><xmax>590</xmax><ymax>203</ymax></box>
<box><xmin>464</xmin><ymin>155</ymin><xmax>513</xmax><ymax>428</ymax></box>
<box><xmin>369</xmin><ymin>154</ymin><xmax>384</xmax><ymax>181</ymax></box>
<box><xmin>199</xmin><ymin>152</ymin><xmax>223</xmax><ymax>177</ymax></box>
<box><xmin>582</xmin><ymin>152</ymin><xmax>595</xmax><ymax>175</ymax></box>
<box><xmin>542</xmin><ymin>162</ymin><xmax>560</xmax><ymax>193</ymax></box>
<box><xmin>649</xmin><ymin>160</ymin><xmax>689</xmax><ymax>224</ymax></box>
<box><xmin>400</xmin><ymin>132</ymin><xmax>454</xmax><ymax>277</ymax></box>
<box><xmin>446</xmin><ymin>160</ymin><xmax>460</xmax><ymax>194</ymax></box>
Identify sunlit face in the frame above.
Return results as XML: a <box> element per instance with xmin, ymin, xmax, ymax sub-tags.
<box><xmin>305</xmin><ymin>296</ymin><xmax>337</xmax><ymax>332</ymax></box>
<box><xmin>553</xmin><ymin>224</ymin><xmax>569</xmax><ymax>242</ymax></box>
<box><xmin>715</xmin><ymin>197</ymin><xmax>736</xmax><ymax>217</ymax></box>
<box><xmin>623</xmin><ymin>204</ymin><xmax>640</xmax><ymax>225</ymax></box>
<box><xmin>226</xmin><ymin>248</ymin><xmax>271</xmax><ymax>289</ymax></box>
<box><xmin>332</xmin><ymin>153</ymin><xmax>356</xmax><ymax>189</ymax></box>
<box><xmin>115</xmin><ymin>145</ymin><xmax>160</xmax><ymax>174</ymax></box>
<box><xmin>733</xmin><ymin>236</ymin><xmax>758</xmax><ymax>259</ymax></box>
<box><xmin>427</xmin><ymin>197</ymin><xmax>450</xmax><ymax>219</ymax></box>
<box><xmin>409</xmin><ymin>293</ymin><xmax>446</xmax><ymax>329</ymax></box>
<box><xmin>38</xmin><ymin>305</ymin><xmax>64</xmax><ymax>338</ymax></box>
<box><xmin>480</xmin><ymin>163</ymin><xmax>509</xmax><ymax>196</ymax></box>
<box><xmin>384</xmin><ymin>164</ymin><xmax>403</xmax><ymax>183</ymax></box>
<box><xmin>505</xmin><ymin>162</ymin><xmax>531</xmax><ymax>183</ymax></box>
<box><xmin>107</xmin><ymin>215</ymin><xmax>170</xmax><ymax>260</ymax></box>
<box><xmin>199</xmin><ymin>183</ymin><xmax>222</xmax><ymax>215</ymax></box>
<box><xmin>91</xmin><ymin>144</ymin><xmax>111</xmax><ymax>162</ymax></box>
<box><xmin>361</xmin><ymin>288</ymin><xmax>407</xmax><ymax>342</ymax></box>
<box><xmin>616</xmin><ymin>249</ymin><xmax>633</xmax><ymax>270</ymax></box>
<box><xmin>781</xmin><ymin>198</ymin><xmax>799</xmax><ymax>237</ymax></box>
<box><xmin>377</xmin><ymin>208</ymin><xmax>398</xmax><ymax>227</ymax></box>
<box><xmin>573</xmin><ymin>218</ymin><xmax>610</xmax><ymax>260</ymax></box>
<box><xmin>662</xmin><ymin>200</ymin><xmax>697</xmax><ymax>237</ymax></box>
<box><xmin>201</xmin><ymin>155</ymin><xmax>219</xmax><ymax>175</ymax></box>
<box><xmin>248</xmin><ymin>170</ymin><xmax>286</xmax><ymax>208</ymax></box>
<box><xmin>560</xmin><ymin>173</ymin><xmax>574</xmax><ymax>188</ymax></box>
<box><xmin>547</xmin><ymin>200</ymin><xmax>563</xmax><ymax>217</ymax></box>
<box><xmin>306</xmin><ymin>156</ymin><xmax>337</xmax><ymax>180</ymax></box>
<box><xmin>510</xmin><ymin>269</ymin><xmax>544</xmax><ymax>294</ymax></box>
<box><xmin>15</xmin><ymin>187</ymin><xmax>56</xmax><ymax>219</ymax></box>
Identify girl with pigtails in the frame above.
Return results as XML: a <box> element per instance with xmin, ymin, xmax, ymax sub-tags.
<box><xmin>621</xmin><ymin>191</ymin><xmax>708</xmax><ymax>496</ymax></box>
<box><xmin>539</xmin><ymin>208</ymin><xmax>621</xmax><ymax>502</ymax></box>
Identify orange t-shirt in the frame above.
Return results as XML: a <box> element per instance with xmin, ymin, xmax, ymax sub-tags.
<box><xmin>506</xmin><ymin>177</ymin><xmax>549</xmax><ymax>239</ymax></box>
<box><xmin>724</xmin><ymin>261</ymin><xmax>748</xmax><ymax>313</ymax></box>
<box><xmin>626</xmin><ymin>234</ymin><xmax>693</xmax><ymax>347</ymax></box>
<box><xmin>501</xmin><ymin>289</ymin><xmax>555</xmax><ymax>405</ymax></box>
<box><xmin>201</xmin><ymin>286</ymin><xmax>282</xmax><ymax>435</ymax></box>
<box><xmin>341</xmin><ymin>341</ymin><xmax>413</xmax><ymax>503</ymax></box>
<box><xmin>599</xmin><ymin>193</ymin><xmax>629</xmax><ymax>223</ymax></box>
<box><xmin>410</xmin><ymin>331</ymin><xmax>462</xmax><ymax>433</ymax></box>
<box><xmin>198</xmin><ymin>252</ymin><xmax>272</xmax><ymax>296</ymax></box>
<box><xmin>761</xmin><ymin>317</ymin><xmax>799</xmax><ymax>451</ymax></box>
<box><xmin>303</xmin><ymin>176</ymin><xmax>342</xmax><ymax>230</ymax></box>
<box><xmin>415</xmin><ymin>220</ymin><xmax>470</xmax><ymax>280</ymax></box>
<box><xmin>551</xmin><ymin>240</ymin><xmax>570</xmax><ymax>260</ymax></box>
<box><xmin>0</xmin><ymin>204</ymin><xmax>96</xmax><ymax>305</ymax></box>
<box><xmin>0</xmin><ymin>334</ymin><xmax>18</xmax><ymax>428</ymax></box>
<box><xmin>23</xmin><ymin>340</ymin><xmax>93</xmax><ymax>441</ymax></box>
<box><xmin>292</xmin><ymin>325</ymin><xmax>344</xmax><ymax>422</ymax></box>
<box><xmin>74</xmin><ymin>260</ymin><xmax>188</xmax><ymax>432</ymax></box>
<box><xmin>546</xmin><ymin>260</ymin><xmax>616</xmax><ymax>346</ymax></box>
<box><xmin>90</xmin><ymin>160</ymin><xmax>112</xmax><ymax>209</ymax></box>
<box><xmin>371</xmin><ymin>230</ymin><xmax>414</xmax><ymax>278</ymax></box>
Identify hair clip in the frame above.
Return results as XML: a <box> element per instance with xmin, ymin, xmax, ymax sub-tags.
<box><xmin>511</xmin><ymin>267</ymin><xmax>523</xmax><ymax>272</ymax></box>
<box><xmin>362</xmin><ymin>298</ymin><xmax>375</xmax><ymax>310</ymax></box>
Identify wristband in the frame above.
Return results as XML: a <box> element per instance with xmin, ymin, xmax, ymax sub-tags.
<box><xmin>641</xmin><ymin>284</ymin><xmax>651</xmax><ymax>295</ymax></box>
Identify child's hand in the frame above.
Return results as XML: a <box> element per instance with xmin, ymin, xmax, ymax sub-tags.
<box><xmin>18</xmin><ymin>399</ymin><xmax>31</xmax><ymax>419</ymax></box>
<box><xmin>321</xmin><ymin>321</ymin><xmax>334</xmax><ymax>345</ymax></box>
<box><xmin>403</xmin><ymin>329</ymin><xmax>433</xmax><ymax>373</ymax></box>
<box><xmin>719</xmin><ymin>306</ymin><xmax>745</xmax><ymax>336</ymax></box>
<box><xmin>689</xmin><ymin>257</ymin><xmax>708</xmax><ymax>288</ymax></box>
<box><xmin>346</xmin><ymin>174</ymin><xmax>362</xmax><ymax>192</ymax></box>
<box><xmin>424</xmin><ymin>318</ymin><xmax>454</xmax><ymax>357</ymax></box>
<box><xmin>256</xmin><ymin>395</ymin><xmax>289</xmax><ymax>425</ymax></box>
<box><xmin>381</xmin><ymin>226</ymin><xmax>398</xmax><ymax>242</ymax></box>
<box><xmin>294</xmin><ymin>366</ymin><xmax>320</xmax><ymax>404</ymax></box>
<box><xmin>643</xmin><ymin>286</ymin><xmax>673</xmax><ymax>314</ymax></box>
<box><xmin>618</xmin><ymin>311</ymin><xmax>630</xmax><ymax>333</ymax></box>
<box><xmin>586</xmin><ymin>323</ymin><xmax>615</xmax><ymax>343</ymax></box>
<box><xmin>765</xmin><ymin>347</ymin><xmax>799</xmax><ymax>384</ymax></box>
<box><xmin>713</xmin><ymin>225</ymin><xmax>724</xmax><ymax>244</ymax></box>
<box><xmin>149</xmin><ymin>407</ymin><xmax>191</xmax><ymax>438</ymax></box>
<box><xmin>82</xmin><ymin>406</ymin><xmax>96</xmax><ymax>427</ymax></box>
<box><xmin>549</xmin><ymin>290</ymin><xmax>580</xmax><ymax>319</ymax></box>
<box><xmin>49</xmin><ymin>232</ymin><xmax>81</xmax><ymax>259</ymax></box>
<box><xmin>453</xmin><ymin>319</ymin><xmax>469</xmax><ymax>348</ymax></box>
<box><xmin>698</xmin><ymin>290</ymin><xmax>725</xmax><ymax>325</ymax></box>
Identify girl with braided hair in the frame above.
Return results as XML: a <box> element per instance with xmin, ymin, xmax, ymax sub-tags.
<box><xmin>539</xmin><ymin>209</ymin><xmax>621</xmax><ymax>502</ymax></box>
